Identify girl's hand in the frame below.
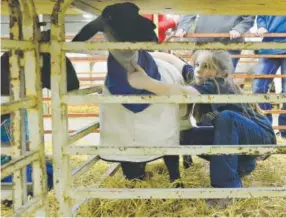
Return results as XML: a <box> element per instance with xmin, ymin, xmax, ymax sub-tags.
<box><xmin>127</xmin><ymin>62</ymin><xmax>151</xmax><ymax>90</ymax></box>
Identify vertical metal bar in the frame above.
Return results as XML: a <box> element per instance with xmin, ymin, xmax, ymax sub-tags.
<box><xmin>51</xmin><ymin>0</ymin><xmax>73</xmax><ymax>216</ymax></box>
<box><xmin>89</xmin><ymin>62</ymin><xmax>92</xmax><ymax>87</ymax></box>
<box><xmin>20</xmin><ymin>62</ymin><xmax>28</xmax><ymax>204</ymax></box>
<box><xmin>38</xmin><ymin>14</ymin><xmax>47</xmax><ymax>116</ymax></box>
<box><xmin>19</xmin><ymin>0</ymin><xmax>47</xmax><ymax>215</ymax></box>
<box><xmin>154</xmin><ymin>14</ymin><xmax>159</xmax><ymax>38</ymax></box>
<box><xmin>8</xmin><ymin>0</ymin><xmax>24</xmax><ymax>210</ymax></box>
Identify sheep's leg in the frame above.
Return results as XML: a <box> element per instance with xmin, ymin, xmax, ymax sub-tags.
<box><xmin>163</xmin><ymin>156</ymin><xmax>184</xmax><ymax>188</ymax></box>
<box><xmin>121</xmin><ymin>162</ymin><xmax>146</xmax><ymax>180</ymax></box>
<box><xmin>163</xmin><ymin>156</ymin><xmax>180</xmax><ymax>181</ymax></box>
<box><xmin>180</xmin><ymin>129</ymin><xmax>194</xmax><ymax>169</ymax></box>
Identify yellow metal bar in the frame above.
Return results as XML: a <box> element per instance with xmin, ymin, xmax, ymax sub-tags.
<box><xmin>93</xmin><ymin>163</ymin><xmax>121</xmax><ymax>187</ymax></box>
<box><xmin>1</xmin><ymin>97</ymin><xmax>37</xmax><ymax>115</ymax></box>
<box><xmin>70</xmin><ymin>0</ymin><xmax>286</xmax><ymax>16</ymax></box>
<box><xmin>61</xmin><ymin>41</ymin><xmax>286</xmax><ymax>51</ymax></box>
<box><xmin>71</xmin><ymin>163</ymin><xmax>121</xmax><ymax>216</ymax></box>
<box><xmin>63</xmin><ymin>94</ymin><xmax>286</xmax><ymax>105</ymax></box>
<box><xmin>68</xmin><ymin>121</ymin><xmax>100</xmax><ymax>144</ymax></box>
<box><xmin>8</xmin><ymin>0</ymin><xmax>25</xmax><ymax>210</ymax></box>
<box><xmin>68</xmin><ymin>187</ymin><xmax>286</xmax><ymax>200</ymax></box>
<box><xmin>65</xmin><ymin>144</ymin><xmax>286</xmax><ymax>156</ymax></box>
<box><xmin>20</xmin><ymin>0</ymin><xmax>47</xmax><ymax>214</ymax></box>
<box><xmin>154</xmin><ymin>14</ymin><xmax>159</xmax><ymax>38</ymax></box>
<box><xmin>1</xmin><ymin>151</ymin><xmax>40</xmax><ymax>179</ymax></box>
<box><xmin>12</xmin><ymin>196</ymin><xmax>43</xmax><ymax>217</ymax></box>
<box><xmin>72</xmin><ymin>155</ymin><xmax>100</xmax><ymax>178</ymax></box>
<box><xmin>1</xmin><ymin>143</ymin><xmax>14</xmax><ymax>156</ymax></box>
<box><xmin>51</xmin><ymin>0</ymin><xmax>73</xmax><ymax>216</ymax></box>
<box><xmin>2</xmin><ymin>0</ymin><xmax>286</xmax><ymax>15</ymax></box>
<box><xmin>1</xmin><ymin>1</ymin><xmax>81</xmax><ymax>16</ymax></box>
<box><xmin>67</xmin><ymin>85</ymin><xmax>103</xmax><ymax>96</ymax></box>
<box><xmin>39</xmin><ymin>41</ymin><xmax>286</xmax><ymax>53</ymax></box>
<box><xmin>1</xmin><ymin>39</ymin><xmax>35</xmax><ymax>50</ymax></box>
<box><xmin>1</xmin><ymin>182</ymin><xmax>33</xmax><ymax>191</ymax></box>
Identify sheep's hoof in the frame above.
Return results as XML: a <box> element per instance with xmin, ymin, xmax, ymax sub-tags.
<box><xmin>170</xmin><ymin>179</ymin><xmax>184</xmax><ymax>188</ymax></box>
<box><xmin>174</xmin><ymin>182</ymin><xmax>184</xmax><ymax>188</ymax></box>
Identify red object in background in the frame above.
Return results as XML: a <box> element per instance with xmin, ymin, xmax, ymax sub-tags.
<box><xmin>143</xmin><ymin>14</ymin><xmax>176</xmax><ymax>42</ymax></box>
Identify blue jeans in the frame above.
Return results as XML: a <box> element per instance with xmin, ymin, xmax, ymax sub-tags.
<box><xmin>229</xmin><ymin>50</ymin><xmax>241</xmax><ymax>70</ymax></box>
<box><xmin>252</xmin><ymin>57</ymin><xmax>286</xmax><ymax>137</ymax></box>
<box><xmin>180</xmin><ymin>111</ymin><xmax>275</xmax><ymax>188</ymax></box>
<box><xmin>1</xmin><ymin>161</ymin><xmax>54</xmax><ymax>191</ymax></box>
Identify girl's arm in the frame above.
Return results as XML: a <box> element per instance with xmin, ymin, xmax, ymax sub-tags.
<box><xmin>150</xmin><ymin>52</ymin><xmax>187</xmax><ymax>73</ymax></box>
<box><xmin>128</xmin><ymin>63</ymin><xmax>200</xmax><ymax>96</ymax></box>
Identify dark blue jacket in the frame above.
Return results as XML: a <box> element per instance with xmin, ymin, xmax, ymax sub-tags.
<box><xmin>257</xmin><ymin>16</ymin><xmax>286</xmax><ymax>54</ymax></box>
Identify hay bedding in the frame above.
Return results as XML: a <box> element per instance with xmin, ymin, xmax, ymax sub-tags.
<box><xmin>2</xmin><ymin>138</ymin><xmax>286</xmax><ymax>217</ymax></box>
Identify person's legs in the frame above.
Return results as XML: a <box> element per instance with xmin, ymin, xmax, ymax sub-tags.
<box><xmin>211</xmin><ymin>111</ymin><xmax>274</xmax><ymax>187</ymax></box>
<box><xmin>121</xmin><ymin>162</ymin><xmax>146</xmax><ymax>180</ymax></box>
<box><xmin>252</xmin><ymin>58</ymin><xmax>281</xmax><ymax>123</ymax></box>
<box><xmin>279</xmin><ymin>58</ymin><xmax>286</xmax><ymax>138</ymax></box>
<box><xmin>45</xmin><ymin>160</ymin><xmax>54</xmax><ymax>190</ymax></box>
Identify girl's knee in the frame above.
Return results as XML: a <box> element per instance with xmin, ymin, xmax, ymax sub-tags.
<box><xmin>215</xmin><ymin>111</ymin><xmax>236</xmax><ymax>126</ymax></box>
<box><xmin>218</xmin><ymin>110</ymin><xmax>236</xmax><ymax>119</ymax></box>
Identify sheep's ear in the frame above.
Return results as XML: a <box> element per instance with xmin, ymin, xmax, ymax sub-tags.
<box><xmin>72</xmin><ymin>16</ymin><xmax>105</xmax><ymax>42</ymax></box>
<box><xmin>141</xmin><ymin>17</ymin><xmax>157</xmax><ymax>30</ymax></box>
<box><xmin>138</xmin><ymin>17</ymin><xmax>157</xmax><ymax>30</ymax></box>
<box><xmin>123</xmin><ymin>2</ymin><xmax>139</xmax><ymax>13</ymax></box>
<box><xmin>102</xmin><ymin>5</ymin><xmax>114</xmax><ymax>21</ymax></box>
<box><xmin>136</xmin><ymin>17</ymin><xmax>158</xmax><ymax>42</ymax></box>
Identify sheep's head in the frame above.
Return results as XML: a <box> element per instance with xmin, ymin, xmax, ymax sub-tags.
<box><xmin>102</xmin><ymin>2</ymin><xmax>158</xmax><ymax>42</ymax></box>
<box><xmin>72</xmin><ymin>2</ymin><xmax>158</xmax><ymax>43</ymax></box>
<box><xmin>72</xmin><ymin>2</ymin><xmax>157</xmax><ymax>72</ymax></box>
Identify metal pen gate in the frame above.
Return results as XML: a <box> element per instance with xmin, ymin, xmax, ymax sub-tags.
<box><xmin>1</xmin><ymin>0</ymin><xmax>286</xmax><ymax>216</ymax></box>
<box><xmin>1</xmin><ymin>0</ymin><xmax>47</xmax><ymax>216</ymax></box>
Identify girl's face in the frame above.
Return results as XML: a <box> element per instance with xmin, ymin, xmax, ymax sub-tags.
<box><xmin>193</xmin><ymin>52</ymin><xmax>217</xmax><ymax>84</ymax></box>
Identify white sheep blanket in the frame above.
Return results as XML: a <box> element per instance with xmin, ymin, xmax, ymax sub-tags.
<box><xmin>99</xmin><ymin>57</ymin><xmax>191</xmax><ymax>162</ymax></box>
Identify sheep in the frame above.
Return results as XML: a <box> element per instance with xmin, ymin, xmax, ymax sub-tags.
<box><xmin>72</xmin><ymin>2</ymin><xmax>192</xmax><ymax>185</ymax></box>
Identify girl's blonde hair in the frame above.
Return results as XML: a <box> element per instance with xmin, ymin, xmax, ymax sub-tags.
<box><xmin>184</xmin><ymin>50</ymin><xmax>264</xmax><ymax>119</ymax></box>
